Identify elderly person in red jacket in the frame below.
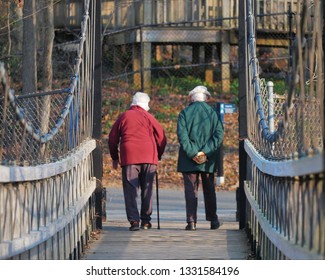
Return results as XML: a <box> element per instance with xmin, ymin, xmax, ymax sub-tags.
<box><xmin>108</xmin><ymin>92</ymin><xmax>167</xmax><ymax>231</ymax></box>
<box><xmin>177</xmin><ymin>86</ymin><xmax>224</xmax><ymax>231</ymax></box>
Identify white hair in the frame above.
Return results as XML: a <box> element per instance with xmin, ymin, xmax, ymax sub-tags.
<box><xmin>131</xmin><ymin>92</ymin><xmax>150</xmax><ymax>111</ymax></box>
<box><xmin>191</xmin><ymin>92</ymin><xmax>208</xmax><ymax>102</ymax></box>
<box><xmin>189</xmin><ymin>86</ymin><xmax>211</xmax><ymax>102</ymax></box>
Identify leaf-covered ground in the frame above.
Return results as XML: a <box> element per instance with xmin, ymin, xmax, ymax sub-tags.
<box><xmin>101</xmin><ymin>87</ymin><xmax>239</xmax><ymax>191</ymax></box>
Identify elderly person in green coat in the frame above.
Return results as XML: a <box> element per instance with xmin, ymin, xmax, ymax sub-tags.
<box><xmin>177</xmin><ymin>85</ymin><xmax>224</xmax><ymax>230</ymax></box>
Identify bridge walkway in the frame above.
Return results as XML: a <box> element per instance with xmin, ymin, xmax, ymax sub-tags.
<box><xmin>82</xmin><ymin>187</ymin><xmax>251</xmax><ymax>260</ymax></box>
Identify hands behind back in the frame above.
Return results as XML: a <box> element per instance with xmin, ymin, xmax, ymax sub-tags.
<box><xmin>192</xmin><ymin>151</ymin><xmax>207</xmax><ymax>164</ymax></box>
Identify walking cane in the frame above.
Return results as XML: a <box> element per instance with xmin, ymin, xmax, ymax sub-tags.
<box><xmin>155</xmin><ymin>170</ymin><xmax>160</xmax><ymax>229</ymax></box>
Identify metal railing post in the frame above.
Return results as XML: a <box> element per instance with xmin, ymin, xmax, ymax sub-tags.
<box><xmin>216</xmin><ymin>102</ymin><xmax>224</xmax><ymax>186</ymax></box>
<box><xmin>93</xmin><ymin>0</ymin><xmax>104</xmax><ymax>229</ymax></box>
<box><xmin>267</xmin><ymin>81</ymin><xmax>275</xmax><ymax>133</ymax></box>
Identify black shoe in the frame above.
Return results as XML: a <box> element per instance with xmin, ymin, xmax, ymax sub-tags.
<box><xmin>185</xmin><ymin>222</ymin><xmax>196</xmax><ymax>231</ymax></box>
<box><xmin>141</xmin><ymin>222</ymin><xmax>152</xmax><ymax>230</ymax></box>
<box><xmin>129</xmin><ymin>221</ymin><xmax>140</xmax><ymax>231</ymax></box>
<box><xmin>210</xmin><ymin>220</ymin><xmax>220</xmax><ymax>230</ymax></box>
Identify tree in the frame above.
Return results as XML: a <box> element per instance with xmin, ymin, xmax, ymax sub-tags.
<box><xmin>22</xmin><ymin>0</ymin><xmax>36</xmax><ymax>95</ymax></box>
<box><xmin>41</xmin><ymin>0</ymin><xmax>54</xmax><ymax>92</ymax></box>
<box><xmin>40</xmin><ymin>0</ymin><xmax>54</xmax><ymax>157</ymax></box>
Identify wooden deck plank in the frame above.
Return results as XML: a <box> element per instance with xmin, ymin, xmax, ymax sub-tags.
<box><xmin>82</xmin><ymin>187</ymin><xmax>251</xmax><ymax>260</ymax></box>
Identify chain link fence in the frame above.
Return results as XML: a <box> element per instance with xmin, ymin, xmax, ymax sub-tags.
<box><xmin>0</xmin><ymin>88</ymin><xmax>72</xmax><ymax>165</ymax></box>
<box><xmin>0</xmin><ymin>0</ymin><xmax>96</xmax><ymax>166</ymax></box>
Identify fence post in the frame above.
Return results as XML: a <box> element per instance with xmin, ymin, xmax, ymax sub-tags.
<box><xmin>267</xmin><ymin>81</ymin><xmax>275</xmax><ymax>133</ymax></box>
<box><xmin>216</xmin><ymin>102</ymin><xmax>224</xmax><ymax>186</ymax></box>
<box><xmin>93</xmin><ymin>0</ymin><xmax>104</xmax><ymax>229</ymax></box>
<box><xmin>238</xmin><ymin>0</ymin><xmax>248</xmax><ymax>229</ymax></box>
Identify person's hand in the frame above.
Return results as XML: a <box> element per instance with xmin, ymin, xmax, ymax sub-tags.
<box><xmin>192</xmin><ymin>151</ymin><xmax>207</xmax><ymax>164</ymax></box>
<box><xmin>112</xmin><ymin>159</ymin><xmax>119</xmax><ymax>170</ymax></box>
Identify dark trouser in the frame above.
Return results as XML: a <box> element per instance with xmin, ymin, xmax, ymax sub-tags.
<box><xmin>122</xmin><ymin>164</ymin><xmax>156</xmax><ymax>224</ymax></box>
<box><xmin>182</xmin><ymin>172</ymin><xmax>218</xmax><ymax>223</ymax></box>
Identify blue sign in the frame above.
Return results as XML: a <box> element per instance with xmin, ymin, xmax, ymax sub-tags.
<box><xmin>215</xmin><ymin>102</ymin><xmax>236</xmax><ymax>124</ymax></box>
<box><xmin>224</xmin><ymin>103</ymin><xmax>236</xmax><ymax>114</ymax></box>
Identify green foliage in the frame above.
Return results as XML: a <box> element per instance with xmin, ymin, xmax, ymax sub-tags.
<box><xmin>272</xmin><ymin>79</ymin><xmax>287</xmax><ymax>95</ymax></box>
<box><xmin>227</xmin><ymin>78</ymin><xmax>287</xmax><ymax>105</ymax></box>
<box><xmin>230</xmin><ymin>79</ymin><xmax>239</xmax><ymax>104</ymax></box>
<box><xmin>152</xmin><ymin>76</ymin><xmax>219</xmax><ymax>96</ymax></box>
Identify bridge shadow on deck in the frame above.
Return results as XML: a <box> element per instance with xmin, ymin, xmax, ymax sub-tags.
<box><xmin>82</xmin><ymin>187</ymin><xmax>251</xmax><ymax>260</ymax></box>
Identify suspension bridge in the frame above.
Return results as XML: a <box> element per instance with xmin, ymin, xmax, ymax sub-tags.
<box><xmin>0</xmin><ymin>0</ymin><xmax>324</xmax><ymax>261</ymax></box>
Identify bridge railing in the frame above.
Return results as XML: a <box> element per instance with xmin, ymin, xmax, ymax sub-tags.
<box><xmin>242</xmin><ymin>0</ymin><xmax>324</xmax><ymax>259</ymax></box>
<box><xmin>0</xmin><ymin>141</ymin><xmax>97</xmax><ymax>260</ymax></box>
<box><xmin>0</xmin><ymin>0</ymin><xmax>100</xmax><ymax>259</ymax></box>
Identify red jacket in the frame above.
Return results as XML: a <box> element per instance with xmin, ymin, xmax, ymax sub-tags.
<box><xmin>108</xmin><ymin>106</ymin><xmax>167</xmax><ymax>166</ymax></box>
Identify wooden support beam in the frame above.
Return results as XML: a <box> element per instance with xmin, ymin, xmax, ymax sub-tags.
<box><xmin>205</xmin><ymin>44</ymin><xmax>214</xmax><ymax>84</ymax></box>
<box><xmin>133</xmin><ymin>44</ymin><xmax>141</xmax><ymax>89</ymax></box>
<box><xmin>142</xmin><ymin>42</ymin><xmax>152</xmax><ymax>92</ymax></box>
<box><xmin>221</xmin><ymin>31</ymin><xmax>230</xmax><ymax>93</ymax></box>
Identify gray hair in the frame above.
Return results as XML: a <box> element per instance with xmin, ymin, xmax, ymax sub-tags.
<box><xmin>189</xmin><ymin>86</ymin><xmax>211</xmax><ymax>102</ymax></box>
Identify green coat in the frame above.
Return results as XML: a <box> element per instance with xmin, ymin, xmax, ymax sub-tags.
<box><xmin>177</xmin><ymin>101</ymin><xmax>224</xmax><ymax>173</ymax></box>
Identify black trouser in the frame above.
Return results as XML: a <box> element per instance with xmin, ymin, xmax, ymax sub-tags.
<box><xmin>182</xmin><ymin>172</ymin><xmax>218</xmax><ymax>223</ymax></box>
<box><xmin>122</xmin><ymin>164</ymin><xmax>156</xmax><ymax>223</ymax></box>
